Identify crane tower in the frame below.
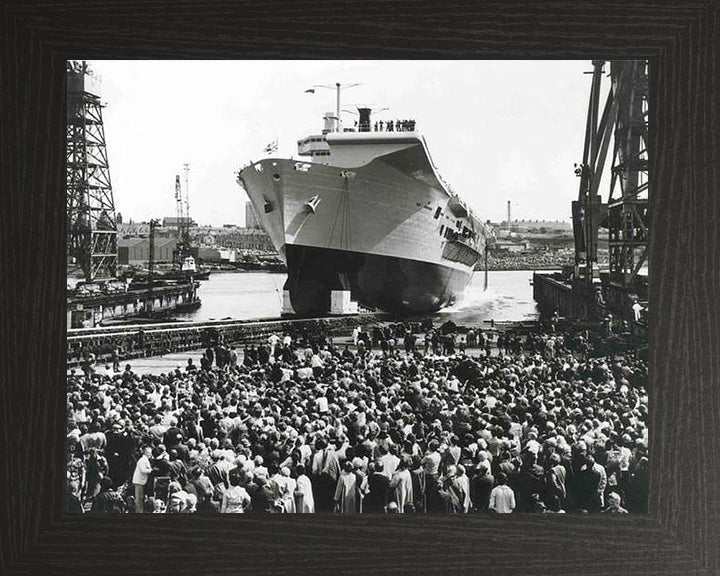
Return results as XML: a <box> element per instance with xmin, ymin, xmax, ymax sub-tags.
<box><xmin>173</xmin><ymin>164</ymin><xmax>193</xmax><ymax>267</ymax></box>
<box><xmin>66</xmin><ymin>60</ymin><xmax>118</xmax><ymax>281</ymax></box>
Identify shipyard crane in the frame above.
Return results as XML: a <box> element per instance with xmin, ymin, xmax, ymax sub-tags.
<box><xmin>174</xmin><ymin>174</ymin><xmax>183</xmax><ymax>236</ymax></box>
<box><xmin>183</xmin><ymin>163</ymin><xmax>191</xmax><ymax>238</ymax></box>
<box><xmin>66</xmin><ymin>60</ymin><xmax>118</xmax><ymax>281</ymax></box>
<box><xmin>173</xmin><ymin>174</ymin><xmax>188</xmax><ymax>262</ymax></box>
<box><xmin>172</xmin><ymin>163</ymin><xmax>195</xmax><ymax>270</ymax></box>
<box><xmin>572</xmin><ymin>60</ymin><xmax>649</xmax><ymax>318</ymax></box>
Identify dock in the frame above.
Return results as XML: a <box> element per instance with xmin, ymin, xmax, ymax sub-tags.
<box><xmin>67</xmin><ymin>281</ymin><xmax>201</xmax><ymax>329</ymax></box>
<box><xmin>67</xmin><ymin>313</ymin><xmax>386</xmax><ymax>369</ymax></box>
<box><xmin>533</xmin><ymin>271</ymin><xmax>647</xmax><ymax>340</ymax></box>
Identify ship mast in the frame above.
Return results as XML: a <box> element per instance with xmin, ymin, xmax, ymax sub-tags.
<box><xmin>307</xmin><ymin>83</ymin><xmax>361</xmax><ymax>132</ymax></box>
<box><xmin>335</xmin><ymin>83</ymin><xmax>341</xmax><ymax>132</ymax></box>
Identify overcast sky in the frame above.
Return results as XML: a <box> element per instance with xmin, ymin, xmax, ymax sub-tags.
<box><xmin>87</xmin><ymin>60</ymin><xmax>598</xmax><ymax>227</ymax></box>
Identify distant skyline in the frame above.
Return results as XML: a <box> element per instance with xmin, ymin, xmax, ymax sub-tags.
<box><xmin>87</xmin><ymin>60</ymin><xmax>601</xmax><ymax>227</ymax></box>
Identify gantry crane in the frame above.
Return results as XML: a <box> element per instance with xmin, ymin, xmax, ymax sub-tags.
<box><xmin>572</xmin><ymin>60</ymin><xmax>649</xmax><ymax>318</ymax></box>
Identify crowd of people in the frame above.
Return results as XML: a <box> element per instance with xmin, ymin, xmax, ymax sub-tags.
<box><xmin>485</xmin><ymin>249</ymin><xmax>575</xmax><ymax>271</ymax></box>
<box><xmin>362</xmin><ymin>119</ymin><xmax>416</xmax><ymax>133</ymax></box>
<box><xmin>68</xmin><ymin>327</ymin><xmax>200</xmax><ymax>372</ymax></box>
<box><xmin>66</xmin><ymin>320</ymin><xmax>648</xmax><ymax>515</ymax></box>
<box><xmin>67</xmin><ymin>318</ymin><xmax>358</xmax><ymax>371</ymax></box>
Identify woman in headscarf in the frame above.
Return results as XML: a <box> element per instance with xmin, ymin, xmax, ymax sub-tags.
<box><xmin>389</xmin><ymin>457</ymin><xmax>414</xmax><ymax>513</ymax></box>
<box><xmin>278</xmin><ymin>466</ymin><xmax>297</xmax><ymax>513</ymax></box>
<box><xmin>183</xmin><ymin>493</ymin><xmax>198</xmax><ymax>513</ymax></box>
<box><xmin>333</xmin><ymin>460</ymin><xmax>358</xmax><ymax>513</ymax></box>
<box><xmin>438</xmin><ymin>465</ymin><xmax>464</xmax><ymax>513</ymax></box>
<box><xmin>294</xmin><ymin>464</ymin><xmax>315</xmax><ymax>513</ymax></box>
<box><xmin>167</xmin><ymin>481</ymin><xmax>190</xmax><ymax>513</ymax></box>
<box><xmin>452</xmin><ymin>464</ymin><xmax>472</xmax><ymax>513</ymax></box>
<box><xmin>602</xmin><ymin>491</ymin><xmax>628</xmax><ymax>513</ymax></box>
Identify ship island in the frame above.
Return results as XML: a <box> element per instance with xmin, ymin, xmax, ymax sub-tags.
<box><xmin>237</xmin><ymin>87</ymin><xmax>489</xmax><ymax>317</ymax></box>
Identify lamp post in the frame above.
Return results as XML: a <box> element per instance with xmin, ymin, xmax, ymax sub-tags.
<box><xmin>146</xmin><ymin>218</ymin><xmax>161</xmax><ymax>314</ymax></box>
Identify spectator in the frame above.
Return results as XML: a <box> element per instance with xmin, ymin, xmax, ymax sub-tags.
<box><xmin>334</xmin><ymin>460</ymin><xmax>358</xmax><ymax>513</ymax></box>
<box><xmin>489</xmin><ymin>473</ymin><xmax>515</xmax><ymax>513</ymax></box>
<box><xmin>221</xmin><ymin>471</ymin><xmax>251</xmax><ymax>513</ymax></box>
<box><xmin>603</xmin><ymin>491</ymin><xmax>628</xmax><ymax>513</ymax></box>
<box><xmin>66</xmin><ymin>321</ymin><xmax>648</xmax><ymax>515</ymax></box>
<box><xmin>294</xmin><ymin>464</ymin><xmax>315</xmax><ymax>513</ymax></box>
<box><xmin>132</xmin><ymin>446</ymin><xmax>154</xmax><ymax>513</ymax></box>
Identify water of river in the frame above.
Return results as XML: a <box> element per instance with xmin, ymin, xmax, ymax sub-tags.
<box><xmin>175</xmin><ymin>270</ymin><xmax>542</xmax><ymax>326</ymax></box>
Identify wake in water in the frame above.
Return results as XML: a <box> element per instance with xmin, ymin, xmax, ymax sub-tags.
<box><xmin>444</xmin><ymin>286</ymin><xmax>498</xmax><ymax>314</ymax></box>
<box><xmin>435</xmin><ymin>271</ymin><xmax>539</xmax><ymax>326</ymax></box>
<box><xmin>435</xmin><ymin>284</ymin><xmax>502</xmax><ymax>326</ymax></box>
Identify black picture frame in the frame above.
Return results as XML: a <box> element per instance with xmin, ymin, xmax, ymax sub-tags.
<box><xmin>1</xmin><ymin>0</ymin><xmax>719</xmax><ymax>574</ymax></box>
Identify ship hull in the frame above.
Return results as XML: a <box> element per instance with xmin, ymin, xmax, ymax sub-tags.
<box><xmin>284</xmin><ymin>244</ymin><xmax>471</xmax><ymax>316</ymax></box>
<box><xmin>238</xmin><ymin>135</ymin><xmax>486</xmax><ymax>317</ymax></box>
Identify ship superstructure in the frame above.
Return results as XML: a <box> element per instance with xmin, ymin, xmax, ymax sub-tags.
<box><xmin>237</xmin><ymin>96</ymin><xmax>487</xmax><ymax>316</ymax></box>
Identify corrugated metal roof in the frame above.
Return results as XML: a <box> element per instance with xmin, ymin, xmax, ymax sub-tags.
<box><xmin>117</xmin><ymin>237</ymin><xmax>177</xmax><ymax>248</ymax></box>
<box><xmin>154</xmin><ymin>238</ymin><xmax>177</xmax><ymax>248</ymax></box>
<box><xmin>117</xmin><ymin>237</ymin><xmax>145</xmax><ymax>248</ymax></box>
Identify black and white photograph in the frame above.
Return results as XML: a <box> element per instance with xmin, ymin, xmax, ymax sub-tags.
<box><xmin>66</xmin><ymin>59</ymin><xmax>649</xmax><ymax>515</ymax></box>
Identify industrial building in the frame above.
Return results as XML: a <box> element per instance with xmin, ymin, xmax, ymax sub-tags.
<box><xmin>162</xmin><ymin>216</ymin><xmax>196</xmax><ymax>229</ymax></box>
<box><xmin>192</xmin><ymin>226</ymin><xmax>275</xmax><ymax>252</ymax></box>
<box><xmin>117</xmin><ymin>222</ymin><xmax>174</xmax><ymax>239</ymax></box>
<box><xmin>117</xmin><ymin>237</ymin><xmax>178</xmax><ymax>266</ymax></box>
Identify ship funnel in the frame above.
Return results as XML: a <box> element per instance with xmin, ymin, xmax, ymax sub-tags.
<box><xmin>358</xmin><ymin>107</ymin><xmax>372</xmax><ymax>132</ymax></box>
